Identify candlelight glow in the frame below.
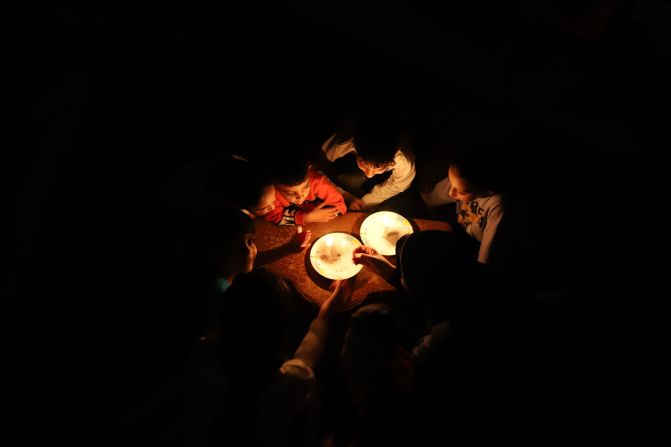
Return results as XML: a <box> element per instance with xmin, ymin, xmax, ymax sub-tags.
<box><xmin>360</xmin><ymin>211</ymin><xmax>414</xmax><ymax>256</ymax></box>
<box><xmin>310</xmin><ymin>232</ymin><xmax>364</xmax><ymax>280</ymax></box>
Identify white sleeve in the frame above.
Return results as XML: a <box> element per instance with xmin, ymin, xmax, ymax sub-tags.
<box><xmin>420</xmin><ymin>175</ymin><xmax>458</xmax><ymax>207</ymax></box>
<box><xmin>322</xmin><ymin>134</ymin><xmax>355</xmax><ymax>162</ymax></box>
<box><xmin>361</xmin><ymin>150</ymin><xmax>415</xmax><ymax>207</ymax></box>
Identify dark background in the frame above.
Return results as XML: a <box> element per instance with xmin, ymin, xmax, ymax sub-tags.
<box><xmin>6</xmin><ymin>1</ymin><xmax>668</xmax><ymax>444</ymax></box>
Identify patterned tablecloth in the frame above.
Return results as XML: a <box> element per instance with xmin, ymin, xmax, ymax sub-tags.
<box><xmin>255</xmin><ymin>211</ymin><xmax>451</xmax><ymax>308</ymax></box>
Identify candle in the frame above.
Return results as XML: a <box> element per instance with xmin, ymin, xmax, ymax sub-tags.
<box><xmin>382</xmin><ymin>215</ymin><xmax>393</xmax><ymax>239</ymax></box>
<box><xmin>325</xmin><ymin>236</ymin><xmax>337</xmax><ymax>262</ymax></box>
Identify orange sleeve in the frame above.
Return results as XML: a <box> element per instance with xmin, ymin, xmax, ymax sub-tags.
<box><xmin>311</xmin><ymin>174</ymin><xmax>347</xmax><ymax>215</ymax></box>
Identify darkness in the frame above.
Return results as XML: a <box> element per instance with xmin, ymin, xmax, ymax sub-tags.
<box><xmin>6</xmin><ymin>0</ymin><xmax>667</xmax><ymax>445</ymax></box>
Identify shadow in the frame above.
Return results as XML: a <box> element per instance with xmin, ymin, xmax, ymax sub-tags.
<box><xmin>304</xmin><ymin>238</ymin><xmax>334</xmax><ymax>292</ymax></box>
<box><xmin>408</xmin><ymin>217</ymin><xmax>421</xmax><ymax>234</ymax></box>
<box><xmin>350</xmin><ymin>212</ymin><xmax>370</xmax><ymax>236</ymax></box>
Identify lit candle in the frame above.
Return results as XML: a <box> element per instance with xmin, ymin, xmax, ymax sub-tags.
<box><xmin>382</xmin><ymin>215</ymin><xmax>393</xmax><ymax>239</ymax></box>
<box><xmin>325</xmin><ymin>236</ymin><xmax>337</xmax><ymax>262</ymax></box>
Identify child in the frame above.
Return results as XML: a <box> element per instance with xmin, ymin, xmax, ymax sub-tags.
<box><xmin>339</xmin><ymin>303</ymin><xmax>415</xmax><ymax>446</ymax></box>
<box><xmin>165</xmin><ymin>154</ymin><xmax>277</xmax><ymax>218</ymax></box>
<box><xmin>421</xmin><ymin>145</ymin><xmax>505</xmax><ymax>265</ymax></box>
<box><xmin>320</xmin><ymin>111</ymin><xmax>416</xmax><ymax>211</ymax></box>
<box><xmin>265</xmin><ymin>158</ymin><xmax>347</xmax><ymax>225</ymax></box>
<box><xmin>186</xmin><ymin>270</ymin><xmax>354</xmax><ymax>446</ymax></box>
<box><xmin>193</xmin><ymin>207</ymin><xmax>258</xmax><ymax>293</ymax></box>
<box><xmin>203</xmin><ymin>155</ymin><xmax>277</xmax><ymax>218</ymax></box>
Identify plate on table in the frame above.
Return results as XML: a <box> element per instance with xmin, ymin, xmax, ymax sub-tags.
<box><xmin>309</xmin><ymin>232</ymin><xmax>363</xmax><ymax>280</ymax></box>
<box><xmin>359</xmin><ymin>211</ymin><xmax>414</xmax><ymax>255</ymax></box>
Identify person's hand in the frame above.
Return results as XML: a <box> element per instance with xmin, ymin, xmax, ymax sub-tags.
<box><xmin>348</xmin><ymin>198</ymin><xmax>365</xmax><ymax>211</ymax></box>
<box><xmin>352</xmin><ymin>245</ymin><xmax>397</xmax><ymax>281</ymax></box>
<box><xmin>319</xmin><ymin>277</ymin><xmax>355</xmax><ymax>320</ymax></box>
<box><xmin>285</xmin><ymin>225</ymin><xmax>311</xmax><ymax>253</ymax></box>
<box><xmin>342</xmin><ymin>191</ymin><xmax>365</xmax><ymax>211</ymax></box>
<box><xmin>304</xmin><ymin>202</ymin><xmax>340</xmax><ymax>223</ymax></box>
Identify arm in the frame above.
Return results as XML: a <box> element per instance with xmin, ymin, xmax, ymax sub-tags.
<box><xmin>255</xmin><ymin>280</ymin><xmax>352</xmax><ymax>444</ymax></box>
<box><xmin>256</xmin><ymin>226</ymin><xmax>311</xmax><ymax>265</ymax></box>
<box><xmin>295</xmin><ymin>174</ymin><xmax>347</xmax><ymax>224</ymax></box>
<box><xmin>361</xmin><ymin>151</ymin><xmax>416</xmax><ymax>208</ymax></box>
<box><xmin>321</xmin><ymin>134</ymin><xmax>355</xmax><ymax>162</ymax></box>
<box><xmin>293</xmin><ymin>279</ymin><xmax>353</xmax><ymax>369</ymax></box>
<box><xmin>313</xmin><ymin>175</ymin><xmax>347</xmax><ymax>215</ymax></box>
<box><xmin>420</xmin><ymin>175</ymin><xmax>458</xmax><ymax>207</ymax></box>
<box><xmin>352</xmin><ymin>245</ymin><xmax>402</xmax><ymax>289</ymax></box>
<box><xmin>477</xmin><ymin>200</ymin><xmax>504</xmax><ymax>264</ymax></box>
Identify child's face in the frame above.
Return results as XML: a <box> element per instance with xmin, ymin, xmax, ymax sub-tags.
<box><xmin>356</xmin><ymin>156</ymin><xmax>394</xmax><ymax>178</ymax></box>
<box><xmin>249</xmin><ymin>185</ymin><xmax>276</xmax><ymax>217</ymax></box>
<box><xmin>276</xmin><ymin>176</ymin><xmax>311</xmax><ymax>205</ymax></box>
<box><xmin>447</xmin><ymin>166</ymin><xmax>478</xmax><ymax>202</ymax></box>
<box><xmin>217</xmin><ymin>232</ymin><xmax>257</xmax><ymax>277</ymax></box>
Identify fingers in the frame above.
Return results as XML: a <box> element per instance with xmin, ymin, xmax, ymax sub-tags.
<box><xmin>322</xmin><ymin>208</ymin><xmax>340</xmax><ymax>222</ymax></box>
<box><xmin>352</xmin><ymin>252</ymin><xmax>375</xmax><ymax>266</ymax></box>
<box><xmin>352</xmin><ymin>246</ymin><xmax>371</xmax><ymax>257</ymax></box>
<box><xmin>296</xmin><ymin>225</ymin><xmax>312</xmax><ymax>247</ymax></box>
<box><xmin>353</xmin><ymin>245</ymin><xmax>376</xmax><ymax>255</ymax></box>
<box><xmin>349</xmin><ymin>198</ymin><xmax>364</xmax><ymax>211</ymax></box>
<box><xmin>301</xmin><ymin>230</ymin><xmax>312</xmax><ymax>247</ymax></box>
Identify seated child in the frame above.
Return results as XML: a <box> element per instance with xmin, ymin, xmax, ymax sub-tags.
<box><xmin>320</xmin><ymin>110</ymin><xmax>416</xmax><ymax>211</ymax></box>
<box><xmin>421</xmin><ymin>145</ymin><xmax>506</xmax><ymax>265</ymax></box>
<box><xmin>202</xmin><ymin>154</ymin><xmax>277</xmax><ymax>218</ymax></box>
<box><xmin>265</xmin><ymin>157</ymin><xmax>347</xmax><ymax>225</ymax></box>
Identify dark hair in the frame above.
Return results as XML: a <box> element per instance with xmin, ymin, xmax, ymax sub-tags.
<box><xmin>194</xmin><ymin>207</ymin><xmax>255</xmax><ymax>256</ymax></box>
<box><xmin>334</xmin><ymin>111</ymin><xmax>412</xmax><ymax>166</ymax></box>
<box><xmin>271</xmin><ymin>153</ymin><xmax>311</xmax><ymax>187</ymax></box>
<box><xmin>203</xmin><ymin>156</ymin><xmax>273</xmax><ymax>210</ymax></box>
<box><xmin>451</xmin><ymin>144</ymin><xmax>506</xmax><ymax>193</ymax></box>
<box><xmin>218</xmin><ymin>268</ymin><xmax>299</xmax><ymax>386</ymax></box>
<box><xmin>396</xmin><ymin>230</ymin><xmax>480</xmax><ymax>321</ymax></box>
<box><xmin>341</xmin><ymin>303</ymin><xmax>403</xmax><ymax>379</ymax></box>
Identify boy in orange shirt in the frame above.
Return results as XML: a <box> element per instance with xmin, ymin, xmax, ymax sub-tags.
<box><xmin>265</xmin><ymin>159</ymin><xmax>347</xmax><ymax>225</ymax></box>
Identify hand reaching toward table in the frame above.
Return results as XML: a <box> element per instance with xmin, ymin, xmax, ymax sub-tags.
<box><xmin>286</xmin><ymin>225</ymin><xmax>312</xmax><ymax>253</ymax></box>
<box><xmin>352</xmin><ymin>245</ymin><xmax>397</xmax><ymax>282</ymax></box>
<box><xmin>319</xmin><ymin>277</ymin><xmax>355</xmax><ymax>320</ymax></box>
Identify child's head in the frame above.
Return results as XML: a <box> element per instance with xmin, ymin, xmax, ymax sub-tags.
<box><xmin>351</xmin><ymin>112</ymin><xmax>404</xmax><ymax>178</ymax></box>
<box><xmin>197</xmin><ymin>207</ymin><xmax>257</xmax><ymax>279</ymax></box>
<box><xmin>396</xmin><ymin>230</ymin><xmax>480</xmax><ymax>320</ymax></box>
<box><xmin>447</xmin><ymin>144</ymin><xmax>503</xmax><ymax>202</ymax></box>
<box><xmin>204</xmin><ymin>156</ymin><xmax>276</xmax><ymax>218</ymax></box>
<box><xmin>218</xmin><ymin>268</ymin><xmax>298</xmax><ymax>385</ymax></box>
<box><xmin>242</xmin><ymin>182</ymin><xmax>276</xmax><ymax>218</ymax></box>
<box><xmin>273</xmin><ymin>157</ymin><xmax>312</xmax><ymax>206</ymax></box>
<box><xmin>341</xmin><ymin>303</ymin><xmax>403</xmax><ymax>381</ymax></box>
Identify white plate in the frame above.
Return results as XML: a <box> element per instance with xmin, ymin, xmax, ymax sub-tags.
<box><xmin>309</xmin><ymin>232</ymin><xmax>364</xmax><ymax>280</ymax></box>
<box><xmin>359</xmin><ymin>211</ymin><xmax>414</xmax><ymax>255</ymax></box>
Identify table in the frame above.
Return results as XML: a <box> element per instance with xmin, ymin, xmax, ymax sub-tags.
<box><xmin>255</xmin><ymin>211</ymin><xmax>451</xmax><ymax>308</ymax></box>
